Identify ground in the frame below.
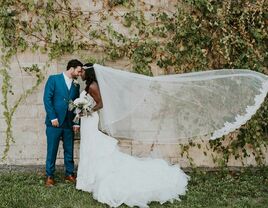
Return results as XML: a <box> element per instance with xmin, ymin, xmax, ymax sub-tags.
<box><xmin>0</xmin><ymin>167</ymin><xmax>267</xmax><ymax>208</ymax></box>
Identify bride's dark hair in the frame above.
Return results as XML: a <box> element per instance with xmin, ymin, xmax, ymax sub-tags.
<box><xmin>83</xmin><ymin>63</ymin><xmax>97</xmax><ymax>92</ymax></box>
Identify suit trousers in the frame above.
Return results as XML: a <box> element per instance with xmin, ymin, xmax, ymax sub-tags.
<box><xmin>45</xmin><ymin>115</ymin><xmax>74</xmax><ymax>177</ymax></box>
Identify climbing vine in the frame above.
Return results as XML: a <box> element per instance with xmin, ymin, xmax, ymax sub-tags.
<box><xmin>0</xmin><ymin>0</ymin><xmax>267</xmax><ymax>165</ymax></box>
<box><xmin>0</xmin><ymin>64</ymin><xmax>44</xmax><ymax>160</ymax></box>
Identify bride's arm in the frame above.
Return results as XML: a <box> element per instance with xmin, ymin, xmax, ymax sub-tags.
<box><xmin>88</xmin><ymin>82</ymin><xmax>103</xmax><ymax>111</ymax></box>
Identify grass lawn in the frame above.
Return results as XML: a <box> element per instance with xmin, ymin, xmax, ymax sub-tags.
<box><xmin>0</xmin><ymin>167</ymin><xmax>267</xmax><ymax>208</ymax></box>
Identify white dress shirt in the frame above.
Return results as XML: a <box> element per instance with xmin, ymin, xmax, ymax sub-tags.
<box><xmin>63</xmin><ymin>72</ymin><xmax>73</xmax><ymax>90</ymax></box>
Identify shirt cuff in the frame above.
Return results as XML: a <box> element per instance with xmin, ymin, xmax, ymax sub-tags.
<box><xmin>51</xmin><ymin>118</ymin><xmax>58</xmax><ymax>123</ymax></box>
<box><xmin>73</xmin><ymin>124</ymin><xmax>80</xmax><ymax>127</ymax></box>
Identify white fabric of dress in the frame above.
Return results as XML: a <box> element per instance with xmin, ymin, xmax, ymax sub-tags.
<box><xmin>76</xmin><ymin>64</ymin><xmax>268</xmax><ymax>207</ymax></box>
<box><xmin>76</xmin><ymin>91</ymin><xmax>189</xmax><ymax>208</ymax></box>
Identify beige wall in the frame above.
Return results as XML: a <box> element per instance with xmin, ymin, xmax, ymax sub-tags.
<box><xmin>0</xmin><ymin>51</ymin><xmax>267</xmax><ymax>168</ymax></box>
<box><xmin>0</xmin><ymin>0</ymin><xmax>267</xmax><ymax>168</ymax></box>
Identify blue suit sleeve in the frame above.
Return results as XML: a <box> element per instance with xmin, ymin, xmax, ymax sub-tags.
<box><xmin>43</xmin><ymin>76</ymin><xmax>57</xmax><ymax>120</ymax></box>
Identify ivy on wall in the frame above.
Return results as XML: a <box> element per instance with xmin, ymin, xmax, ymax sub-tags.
<box><xmin>0</xmin><ymin>0</ymin><xmax>267</xmax><ymax>165</ymax></box>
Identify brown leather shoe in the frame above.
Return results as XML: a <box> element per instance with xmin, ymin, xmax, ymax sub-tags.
<box><xmin>45</xmin><ymin>176</ymin><xmax>55</xmax><ymax>187</ymax></box>
<box><xmin>65</xmin><ymin>175</ymin><xmax>76</xmax><ymax>183</ymax></box>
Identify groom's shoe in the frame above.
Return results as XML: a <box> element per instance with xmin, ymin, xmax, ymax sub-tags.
<box><xmin>45</xmin><ymin>176</ymin><xmax>55</xmax><ymax>187</ymax></box>
<box><xmin>65</xmin><ymin>175</ymin><xmax>76</xmax><ymax>183</ymax></box>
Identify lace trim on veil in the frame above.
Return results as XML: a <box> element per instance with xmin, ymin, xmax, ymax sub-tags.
<box><xmin>211</xmin><ymin>81</ymin><xmax>268</xmax><ymax>139</ymax></box>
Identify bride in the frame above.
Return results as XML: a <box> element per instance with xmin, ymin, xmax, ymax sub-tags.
<box><xmin>76</xmin><ymin>63</ymin><xmax>189</xmax><ymax>207</ymax></box>
<box><xmin>76</xmin><ymin>63</ymin><xmax>268</xmax><ymax>207</ymax></box>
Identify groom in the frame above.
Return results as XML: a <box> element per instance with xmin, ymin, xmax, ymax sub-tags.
<box><xmin>43</xmin><ymin>59</ymin><xmax>83</xmax><ymax>187</ymax></box>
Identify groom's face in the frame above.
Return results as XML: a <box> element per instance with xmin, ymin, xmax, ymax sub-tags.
<box><xmin>71</xmin><ymin>66</ymin><xmax>82</xmax><ymax>79</ymax></box>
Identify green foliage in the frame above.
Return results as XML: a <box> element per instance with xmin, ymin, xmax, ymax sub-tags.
<box><xmin>108</xmin><ymin>0</ymin><xmax>134</xmax><ymax>8</ymax></box>
<box><xmin>0</xmin><ymin>65</ymin><xmax>44</xmax><ymax>160</ymax></box>
<box><xmin>0</xmin><ymin>68</ymin><xmax>14</xmax><ymax>160</ymax></box>
<box><xmin>0</xmin><ymin>0</ymin><xmax>267</xmax><ymax>164</ymax></box>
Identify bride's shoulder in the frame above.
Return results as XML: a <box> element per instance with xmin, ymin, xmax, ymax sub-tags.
<box><xmin>88</xmin><ymin>81</ymin><xmax>99</xmax><ymax>90</ymax></box>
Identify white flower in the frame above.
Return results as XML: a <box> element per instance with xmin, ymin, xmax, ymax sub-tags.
<box><xmin>73</xmin><ymin>79</ymin><xmax>79</xmax><ymax>86</ymax></box>
<box><xmin>73</xmin><ymin>97</ymin><xmax>88</xmax><ymax>105</ymax></box>
<box><xmin>69</xmin><ymin>95</ymin><xmax>94</xmax><ymax>123</ymax></box>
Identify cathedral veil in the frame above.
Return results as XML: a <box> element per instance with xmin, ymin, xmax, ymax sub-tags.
<box><xmin>94</xmin><ymin>64</ymin><xmax>268</xmax><ymax>143</ymax></box>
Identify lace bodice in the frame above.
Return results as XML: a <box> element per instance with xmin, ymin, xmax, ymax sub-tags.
<box><xmin>79</xmin><ymin>90</ymin><xmax>96</xmax><ymax>108</ymax></box>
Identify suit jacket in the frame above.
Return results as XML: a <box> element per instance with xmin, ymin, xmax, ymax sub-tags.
<box><xmin>43</xmin><ymin>73</ymin><xmax>80</xmax><ymax>127</ymax></box>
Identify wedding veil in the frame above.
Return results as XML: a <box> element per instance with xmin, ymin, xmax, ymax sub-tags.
<box><xmin>94</xmin><ymin>64</ymin><xmax>268</xmax><ymax>143</ymax></box>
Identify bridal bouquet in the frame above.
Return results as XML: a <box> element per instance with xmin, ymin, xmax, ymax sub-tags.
<box><xmin>68</xmin><ymin>96</ymin><xmax>94</xmax><ymax>123</ymax></box>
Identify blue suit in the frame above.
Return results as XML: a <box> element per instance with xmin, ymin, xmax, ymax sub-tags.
<box><xmin>43</xmin><ymin>73</ymin><xmax>80</xmax><ymax>177</ymax></box>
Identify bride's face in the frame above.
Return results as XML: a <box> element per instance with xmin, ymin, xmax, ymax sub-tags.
<box><xmin>81</xmin><ymin>69</ymin><xmax>86</xmax><ymax>81</ymax></box>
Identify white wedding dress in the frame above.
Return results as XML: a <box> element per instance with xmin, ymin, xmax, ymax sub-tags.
<box><xmin>76</xmin><ymin>91</ymin><xmax>189</xmax><ymax>208</ymax></box>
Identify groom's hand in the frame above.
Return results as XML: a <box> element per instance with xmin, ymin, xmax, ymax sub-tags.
<box><xmin>51</xmin><ymin>119</ymin><xmax>59</xmax><ymax>127</ymax></box>
<box><xmin>73</xmin><ymin>125</ymin><xmax>80</xmax><ymax>133</ymax></box>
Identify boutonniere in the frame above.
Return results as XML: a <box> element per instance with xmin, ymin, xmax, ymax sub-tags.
<box><xmin>73</xmin><ymin>79</ymin><xmax>79</xmax><ymax>87</ymax></box>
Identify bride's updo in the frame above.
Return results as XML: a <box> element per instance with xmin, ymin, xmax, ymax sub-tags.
<box><xmin>83</xmin><ymin>63</ymin><xmax>97</xmax><ymax>92</ymax></box>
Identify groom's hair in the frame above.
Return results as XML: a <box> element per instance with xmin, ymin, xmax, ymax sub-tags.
<box><xmin>66</xmin><ymin>59</ymin><xmax>83</xmax><ymax>70</ymax></box>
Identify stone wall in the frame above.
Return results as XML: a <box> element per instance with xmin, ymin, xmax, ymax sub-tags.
<box><xmin>0</xmin><ymin>51</ymin><xmax>267</xmax><ymax>168</ymax></box>
<box><xmin>0</xmin><ymin>0</ymin><xmax>267</xmax><ymax>168</ymax></box>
